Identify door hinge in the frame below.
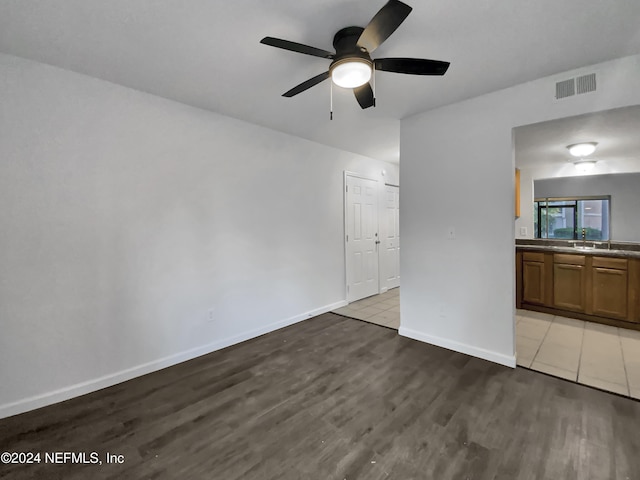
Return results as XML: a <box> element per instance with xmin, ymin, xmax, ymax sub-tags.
<box><xmin>346</xmin><ymin>185</ymin><xmax>348</xmax><ymax>192</ymax></box>
<box><xmin>347</xmin><ymin>285</ymin><xmax>350</xmax><ymax>293</ymax></box>
<box><xmin>346</xmin><ymin>235</ymin><xmax>349</xmax><ymax>242</ymax></box>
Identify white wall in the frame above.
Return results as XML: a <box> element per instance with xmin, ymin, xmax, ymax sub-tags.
<box><xmin>0</xmin><ymin>53</ymin><xmax>398</xmax><ymax>418</ymax></box>
<box><xmin>399</xmin><ymin>54</ymin><xmax>640</xmax><ymax>367</ymax></box>
<box><xmin>516</xmin><ymin>160</ymin><xmax>640</xmax><ymax>240</ymax></box>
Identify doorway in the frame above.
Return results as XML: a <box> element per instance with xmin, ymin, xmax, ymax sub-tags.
<box><xmin>344</xmin><ymin>172</ymin><xmax>400</xmax><ymax>304</ymax></box>
<box><xmin>514</xmin><ymin>108</ymin><xmax>640</xmax><ymax>399</ymax></box>
<box><xmin>339</xmin><ymin>172</ymin><xmax>401</xmax><ymax>329</ymax></box>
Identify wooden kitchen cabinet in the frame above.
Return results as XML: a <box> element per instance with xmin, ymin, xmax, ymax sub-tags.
<box><xmin>522</xmin><ymin>252</ymin><xmax>545</xmax><ymax>305</ymax></box>
<box><xmin>591</xmin><ymin>257</ymin><xmax>628</xmax><ymax>320</ymax></box>
<box><xmin>553</xmin><ymin>254</ymin><xmax>587</xmax><ymax>312</ymax></box>
<box><xmin>517</xmin><ymin>248</ymin><xmax>640</xmax><ymax>331</ymax></box>
<box><xmin>631</xmin><ymin>259</ymin><xmax>640</xmax><ymax>323</ymax></box>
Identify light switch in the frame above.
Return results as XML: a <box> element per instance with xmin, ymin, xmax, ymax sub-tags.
<box><xmin>520</xmin><ymin>227</ymin><xmax>527</xmax><ymax>236</ymax></box>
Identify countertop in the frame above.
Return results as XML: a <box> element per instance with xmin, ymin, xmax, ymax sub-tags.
<box><xmin>516</xmin><ymin>244</ymin><xmax>640</xmax><ymax>259</ymax></box>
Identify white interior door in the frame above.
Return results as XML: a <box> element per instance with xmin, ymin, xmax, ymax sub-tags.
<box><xmin>383</xmin><ymin>185</ymin><xmax>400</xmax><ymax>290</ymax></box>
<box><xmin>345</xmin><ymin>174</ymin><xmax>379</xmax><ymax>303</ymax></box>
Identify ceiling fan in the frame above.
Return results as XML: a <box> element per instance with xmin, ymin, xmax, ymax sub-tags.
<box><xmin>260</xmin><ymin>0</ymin><xmax>450</xmax><ymax>110</ymax></box>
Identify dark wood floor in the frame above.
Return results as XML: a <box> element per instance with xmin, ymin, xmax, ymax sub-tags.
<box><xmin>1</xmin><ymin>313</ymin><xmax>639</xmax><ymax>480</ymax></box>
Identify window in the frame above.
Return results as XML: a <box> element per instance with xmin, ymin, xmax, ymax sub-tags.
<box><xmin>534</xmin><ymin>196</ymin><xmax>610</xmax><ymax>240</ymax></box>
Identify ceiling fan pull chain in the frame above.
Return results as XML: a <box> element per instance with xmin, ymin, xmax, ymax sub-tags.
<box><xmin>330</xmin><ymin>80</ymin><xmax>333</xmax><ymax>120</ymax></box>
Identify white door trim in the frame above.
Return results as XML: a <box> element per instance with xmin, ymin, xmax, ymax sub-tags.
<box><xmin>344</xmin><ymin>170</ymin><xmax>378</xmax><ymax>181</ymax></box>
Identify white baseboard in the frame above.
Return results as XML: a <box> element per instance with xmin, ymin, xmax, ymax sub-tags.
<box><xmin>398</xmin><ymin>327</ymin><xmax>516</xmax><ymax>368</ymax></box>
<box><xmin>0</xmin><ymin>300</ymin><xmax>346</xmax><ymax>420</ymax></box>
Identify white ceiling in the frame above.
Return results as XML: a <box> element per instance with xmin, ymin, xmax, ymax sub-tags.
<box><xmin>1</xmin><ymin>0</ymin><xmax>640</xmax><ymax>164</ymax></box>
<box><xmin>515</xmin><ymin>105</ymin><xmax>640</xmax><ymax>169</ymax></box>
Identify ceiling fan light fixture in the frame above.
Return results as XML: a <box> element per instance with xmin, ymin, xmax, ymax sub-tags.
<box><xmin>567</xmin><ymin>142</ymin><xmax>598</xmax><ymax>157</ymax></box>
<box><xmin>573</xmin><ymin>159</ymin><xmax>597</xmax><ymax>173</ymax></box>
<box><xmin>331</xmin><ymin>59</ymin><xmax>372</xmax><ymax>88</ymax></box>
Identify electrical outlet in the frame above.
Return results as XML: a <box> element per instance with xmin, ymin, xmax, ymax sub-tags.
<box><xmin>520</xmin><ymin>227</ymin><xmax>527</xmax><ymax>236</ymax></box>
<box><xmin>207</xmin><ymin>308</ymin><xmax>215</xmax><ymax>323</ymax></box>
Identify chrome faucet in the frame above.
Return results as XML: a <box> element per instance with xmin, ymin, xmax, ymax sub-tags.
<box><xmin>581</xmin><ymin>228</ymin><xmax>586</xmax><ymax>248</ymax></box>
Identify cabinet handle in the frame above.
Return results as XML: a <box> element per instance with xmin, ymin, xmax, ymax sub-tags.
<box><xmin>594</xmin><ymin>267</ymin><xmax>624</xmax><ymax>276</ymax></box>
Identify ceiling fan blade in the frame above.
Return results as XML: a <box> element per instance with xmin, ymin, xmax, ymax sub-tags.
<box><xmin>354</xmin><ymin>83</ymin><xmax>375</xmax><ymax>109</ymax></box>
<box><xmin>357</xmin><ymin>0</ymin><xmax>412</xmax><ymax>54</ymax></box>
<box><xmin>260</xmin><ymin>37</ymin><xmax>334</xmax><ymax>59</ymax></box>
<box><xmin>282</xmin><ymin>71</ymin><xmax>331</xmax><ymax>97</ymax></box>
<box><xmin>374</xmin><ymin>58</ymin><xmax>450</xmax><ymax>75</ymax></box>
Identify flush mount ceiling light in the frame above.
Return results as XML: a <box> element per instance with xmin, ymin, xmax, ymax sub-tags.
<box><xmin>573</xmin><ymin>159</ymin><xmax>597</xmax><ymax>173</ymax></box>
<box><xmin>330</xmin><ymin>58</ymin><xmax>372</xmax><ymax>88</ymax></box>
<box><xmin>567</xmin><ymin>142</ymin><xmax>598</xmax><ymax>157</ymax></box>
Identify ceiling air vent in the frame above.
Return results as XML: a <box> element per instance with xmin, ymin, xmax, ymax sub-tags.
<box><xmin>555</xmin><ymin>73</ymin><xmax>597</xmax><ymax>100</ymax></box>
<box><xmin>555</xmin><ymin>78</ymin><xmax>575</xmax><ymax>99</ymax></box>
<box><xmin>576</xmin><ymin>73</ymin><xmax>597</xmax><ymax>94</ymax></box>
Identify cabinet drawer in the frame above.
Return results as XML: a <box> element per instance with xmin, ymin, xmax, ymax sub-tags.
<box><xmin>592</xmin><ymin>256</ymin><xmax>628</xmax><ymax>270</ymax></box>
<box><xmin>523</xmin><ymin>251</ymin><xmax>545</xmax><ymax>262</ymax></box>
<box><xmin>554</xmin><ymin>253</ymin><xmax>586</xmax><ymax>266</ymax></box>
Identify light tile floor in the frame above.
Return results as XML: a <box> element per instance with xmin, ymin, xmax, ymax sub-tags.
<box><xmin>517</xmin><ymin>309</ymin><xmax>640</xmax><ymax>399</ymax></box>
<box><xmin>332</xmin><ymin>288</ymin><xmax>400</xmax><ymax>329</ymax></box>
